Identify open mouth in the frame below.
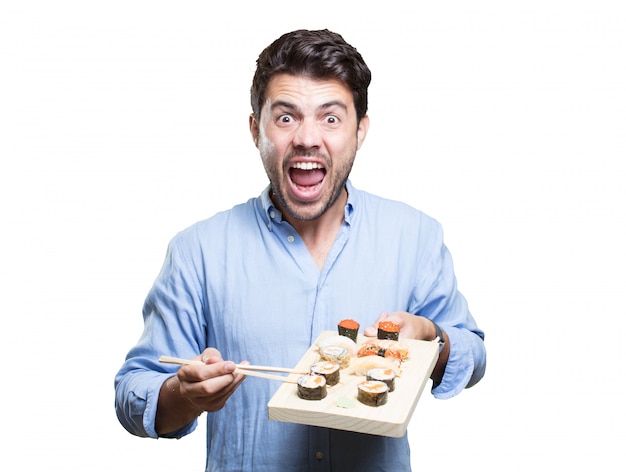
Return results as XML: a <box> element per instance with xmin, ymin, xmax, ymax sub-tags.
<box><xmin>288</xmin><ymin>161</ymin><xmax>326</xmax><ymax>199</ymax></box>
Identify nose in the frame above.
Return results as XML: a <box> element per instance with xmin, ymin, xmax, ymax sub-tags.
<box><xmin>293</xmin><ymin>118</ymin><xmax>321</xmax><ymax>149</ymax></box>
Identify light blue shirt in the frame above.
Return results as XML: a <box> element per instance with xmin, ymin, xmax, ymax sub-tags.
<box><xmin>115</xmin><ymin>180</ymin><xmax>486</xmax><ymax>471</ymax></box>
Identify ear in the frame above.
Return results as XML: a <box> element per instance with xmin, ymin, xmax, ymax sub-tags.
<box><xmin>356</xmin><ymin>114</ymin><xmax>370</xmax><ymax>150</ymax></box>
<box><xmin>249</xmin><ymin>114</ymin><xmax>260</xmax><ymax>148</ymax></box>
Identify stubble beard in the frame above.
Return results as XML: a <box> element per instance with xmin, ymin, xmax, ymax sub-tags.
<box><xmin>262</xmin><ymin>151</ymin><xmax>355</xmax><ymax>222</ymax></box>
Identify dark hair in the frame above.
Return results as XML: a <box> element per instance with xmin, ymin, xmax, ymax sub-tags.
<box><xmin>250</xmin><ymin>29</ymin><xmax>372</xmax><ymax>122</ymax></box>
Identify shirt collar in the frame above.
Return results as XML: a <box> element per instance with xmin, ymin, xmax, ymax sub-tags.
<box><xmin>344</xmin><ymin>180</ymin><xmax>355</xmax><ymax>225</ymax></box>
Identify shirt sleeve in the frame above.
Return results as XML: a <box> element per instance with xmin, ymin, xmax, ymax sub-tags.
<box><xmin>114</xmin><ymin>232</ymin><xmax>207</xmax><ymax>438</ymax></box>
<box><xmin>411</xmin><ymin>217</ymin><xmax>486</xmax><ymax>399</ymax></box>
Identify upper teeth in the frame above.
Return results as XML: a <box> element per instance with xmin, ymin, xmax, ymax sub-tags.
<box><xmin>292</xmin><ymin>162</ymin><xmax>323</xmax><ymax>170</ymax></box>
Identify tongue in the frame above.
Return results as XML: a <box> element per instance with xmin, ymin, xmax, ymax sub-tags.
<box><xmin>290</xmin><ymin>168</ymin><xmax>325</xmax><ymax>187</ymax></box>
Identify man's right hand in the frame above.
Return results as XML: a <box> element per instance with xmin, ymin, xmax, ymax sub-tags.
<box><xmin>155</xmin><ymin>348</ymin><xmax>248</xmax><ymax>435</ymax></box>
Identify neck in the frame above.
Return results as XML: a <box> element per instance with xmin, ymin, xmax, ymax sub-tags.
<box><xmin>277</xmin><ymin>188</ymin><xmax>348</xmax><ymax>270</ymax></box>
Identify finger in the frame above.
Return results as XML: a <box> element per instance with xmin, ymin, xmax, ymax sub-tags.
<box><xmin>363</xmin><ymin>311</ymin><xmax>389</xmax><ymax>337</ymax></box>
<box><xmin>376</xmin><ymin>311</ymin><xmax>389</xmax><ymax>323</ymax></box>
<box><xmin>180</xmin><ymin>365</ymin><xmax>237</xmax><ymax>399</ymax></box>
<box><xmin>187</xmin><ymin>366</ymin><xmax>247</xmax><ymax>412</ymax></box>
<box><xmin>178</xmin><ymin>359</ymin><xmax>236</xmax><ymax>383</ymax></box>
<box><xmin>198</xmin><ymin>381</ymin><xmax>241</xmax><ymax>412</ymax></box>
<box><xmin>200</xmin><ymin>347</ymin><xmax>223</xmax><ymax>364</ymax></box>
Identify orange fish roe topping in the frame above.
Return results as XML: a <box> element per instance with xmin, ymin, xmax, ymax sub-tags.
<box><xmin>384</xmin><ymin>350</ymin><xmax>402</xmax><ymax>360</ymax></box>
<box><xmin>338</xmin><ymin>319</ymin><xmax>360</xmax><ymax>330</ymax></box>
<box><xmin>378</xmin><ymin>321</ymin><xmax>400</xmax><ymax>332</ymax></box>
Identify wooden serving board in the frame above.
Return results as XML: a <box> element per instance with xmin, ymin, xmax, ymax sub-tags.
<box><xmin>267</xmin><ymin>331</ymin><xmax>439</xmax><ymax>438</ymax></box>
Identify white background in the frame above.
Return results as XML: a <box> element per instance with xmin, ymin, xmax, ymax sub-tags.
<box><xmin>1</xmin><ymin>1</ymin><xmax>624</xmax><ymax>470</ymax></box>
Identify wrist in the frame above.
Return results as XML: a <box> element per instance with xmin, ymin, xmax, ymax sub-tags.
<box><xmin>431</xmin><ymin>320</ymin><xmax>445</xmax><ymax>352</ymax></box>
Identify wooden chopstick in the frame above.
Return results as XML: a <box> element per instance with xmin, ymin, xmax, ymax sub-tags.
<box><xmin>159</xmin><ymin>355</ymin><xmax>204</xmax><ymax>366</ymax></box>
<box><xmin>234</xmin><ymin>368</ymin><xmax>298</xmax><ymax>383</ymax></box>
<box><xmin>158</xmin><ymin>356</ymin><xmax>304</xmax><ymax>383</ymax></box>
<box><xmin>235</xmin><ymin>364</ymin><xmax>308</xmax><ymax>375</ymax></box>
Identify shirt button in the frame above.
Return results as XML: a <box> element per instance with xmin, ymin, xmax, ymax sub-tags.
<box><xmin>315</xmin><ymin>451</ymin><xmax>323</xmax><ymax>460</ymax></box>
<box><xmin>269</xmin><ymin>211</ymin><xmax>276</xmax><ymax>219</ymax></box>
<box><xmin>287</xmin><ymin>235</ymin><xmax>295</xmax><ymax>243</ymax></box>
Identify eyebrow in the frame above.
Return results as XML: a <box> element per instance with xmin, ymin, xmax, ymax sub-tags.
<box><xmin>270</xmin><ymin>100</ymin><xmax>348</xmax><ymax>113</ymax></box>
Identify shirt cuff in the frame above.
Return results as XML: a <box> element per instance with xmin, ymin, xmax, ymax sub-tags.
<box><xmin>431</xmin><ymin>326</ymin><xmax>475</xmax><ymax>399</ymax></box>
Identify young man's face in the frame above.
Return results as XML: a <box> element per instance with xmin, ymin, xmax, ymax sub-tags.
<box><xmin>250</xmin><ymin>74</ymin><xmax>369</xmax><ymax>222</ymax></box>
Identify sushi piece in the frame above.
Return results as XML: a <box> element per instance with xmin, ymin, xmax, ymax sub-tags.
<box><xmin>297</xmin><ymin>374</ymin><xmax>327</xmax><ymax>400</ymax></box>
<box><xmin>317</xmin><ymin>334</ymin><xmax>357</xmax><ymax>356</ymax></box>
<box><xmin>377</xmin><ymin>320</ymin><xmax>400</xmax><ymax>341</ymax></box>
<box><xmin>357</xmin><ymin>380</ymin><xmax>389</xmax><ymax>406</ymax></box>
<box><xmin>350</xmin><ymin>355</ymin><xmax>402</xmax><ymax>376</ymax></box>
<box><xmin>310</xmin><ymin>361</ymin><xmax>340</xmax><ymax>386</ymax></box>
<box><xmin>357</xmin><ymin>339</ymin><xmax>409</xmax><ymax>361</ymax></box>
<box><xmin>366</xmin><ymin>367</ymin><xmax>396</xmax><ymax>392</ymax></box>
<box><xmin>337</xmin><ymin>319</ymin><xmax>360</xmax><ymax>342</ymax></box>
<box><xmin>319</xmin><ymin>345</ymin><xmax>351</xmax><ymax>369</ymax></box>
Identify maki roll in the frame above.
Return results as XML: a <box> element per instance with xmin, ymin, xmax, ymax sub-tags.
<box><xmin>357</xmin><ymin>380</ymin><xmax>389</xmax><ymax>407</ymax></box>
<box><xmin>317</xmin><ymin>334</ymin><xmax>357</xmax><ymax>356</ymax></box>
<box><xmin>366</xmin><ymin>367</ymin><xmax>396</xmax><ymax>392</ymax></box>
<box><xmin>297</xmin><ymin>374</ymin><xmax>327</xmax><ymax>400</ymax></box>
<box><xmin>377</xmin><ymin>320</ymin><xmax>400</xmax><ymax>341</ymax></box>
<box><xmin>310</xmin><ymin>361</ymin><xmax>340</xmax><ymax>386</ymax></box>
<box><xmin>337</xmin><ymin>319</ymin><xmax>360</xmax><ymax>342</ymax></box>
<box><xmin>319</xmin><ymin>345</ymin><xmax>351</xmax><ymax>369</ymax></box>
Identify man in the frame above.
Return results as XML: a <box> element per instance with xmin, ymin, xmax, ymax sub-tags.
<box><xmin>115</xmin><ymin>29</ymin><xmax>486</xmax><ymax>471</ymax></box>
